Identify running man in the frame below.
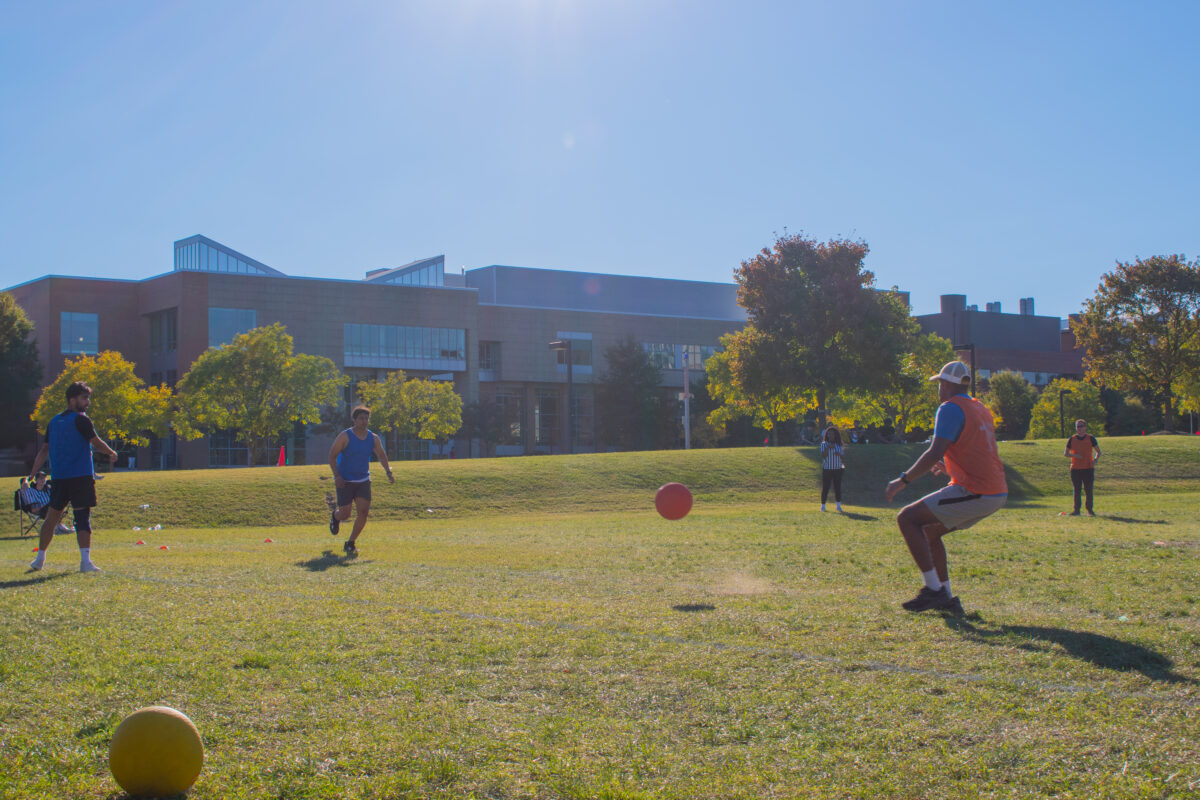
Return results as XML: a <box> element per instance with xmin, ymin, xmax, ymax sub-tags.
<box><xmin>327</xmin><ymin>405</ymin><xmax>393</xmax><ymax>555</ymax></box>
<box><xmin>28</xmin><ymin>381</ymin><xmax>119</xmax><ymax>572</ymax></box>
<box><xmin>884</xmin><ymin>361</ymin><xmax>1008</xmax><ymax>613</ymax></box>
<box><xmin>1065</xmin><ymin>419</ymin><xmax>1101</xmax><ymax>516</ymax></box>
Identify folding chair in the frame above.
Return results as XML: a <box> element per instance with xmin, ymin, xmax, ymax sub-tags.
<box><xmin>15</xmin><ymin>489</ymin><xmax>42</xmax><ymax>537</ymax></box>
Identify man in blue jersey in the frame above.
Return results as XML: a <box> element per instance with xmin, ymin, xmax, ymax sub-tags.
<box><xmin>327</xmin><ymin>405</ymin><xmax>393</xmax><ymax>555</ymax></box>
<box><xmin>28</xmin><ymin>381</ymin><xmax>119</xmax><ymax>572</ymax></box>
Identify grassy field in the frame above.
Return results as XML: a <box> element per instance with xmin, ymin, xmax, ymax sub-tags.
<box><xmin>2</xmin><ymin>439</ymin><xmax>1198</xmax><ymax>799</ymax></box>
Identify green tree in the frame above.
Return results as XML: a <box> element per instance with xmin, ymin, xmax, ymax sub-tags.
<box><xmin>0</xmin><ymin>293</ymin><xmax>42</xmax><ymax>449</ymax></box>
<box><xmin>1073</xmin><ymin>255</ymin><xmax>1200</xmax><ymax>430</ymax></box>
<box><xmin>33</xmin><ymin>351</ymin><xmax>173</xmax><ymax>448</ymax></box>
<box><xmin>728</xmin><ymin>232</ymin><xmax>916</xmax><ymax>426</ymax></box>
<box><xmin>175</xmin><ymin>323</ymin><xmax>345</xmax><ymax>465</ymax></box>
<box><xmin>1028</xmin><ymin>379</ymin><xmax>1106</xmax><ymax>440</ymax></box>
<box><xmin>461</xmin><ymin>398</ymin><xmax>514</xmax><ymax>457</ymax></box>
<box><xmin>705</xmin><ymin>343</ymin><xmax>810</xmax><ymax>444</ymax></box>
<box><xmin>595</xmin><ymin>337</ymin><xmax>669</xmax><ymax>451</ymax></box>
<box><xmin>356</xmin><ymin>371</ymin><xmax>463</xmax><ymax>453</ymax></box>
<box><xmin>840</xmin><ymin>331</ymin><xmax>955</xmax><ymax>440</ymax></box>
<box><xmin>982</xmin><ymin>370</ymin><xmax>1038</xmax><ymax>440</ymax></box>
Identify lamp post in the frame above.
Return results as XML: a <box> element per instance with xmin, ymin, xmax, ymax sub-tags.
<box><xmin>549</xmin><ymin>339</ymin><xmax>573</xmax><ymax>454</ymax></box>
<box><xmin>1059</xmin><ymin>388</ymin><xmax>1073</xmax><ymax>437</ymax></box>
<box><xmin>952</xmin><ymin>342</ymin><xmax>976</xmax><ymax>397</ymax></box>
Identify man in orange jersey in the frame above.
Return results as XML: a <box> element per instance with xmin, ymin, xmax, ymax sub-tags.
<box><xmin>885</xmin><ymin>361</ymin><xmax>1008</xmax><ymax>613</ymax></box>
<box><xmin>1065</xmin><ymin>419</ymin><xmax>1101</xmax><ymax>516</ymax></box>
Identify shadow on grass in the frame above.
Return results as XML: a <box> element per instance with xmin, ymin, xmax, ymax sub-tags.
<box><xmin>1100</xmin><ymin>515</ymin><xmax>1169</xmax><ymax>525</ymax></box>
<box><xmin>2</xmin><ymin>572</ymin><xmax>73</xmax><ymax>590</ymax></box>
<box><xmin>672</xmin><ymin>603</ymin><xmax>715</xmax><ymax>612</ymax></box>
<box><xmin>296</xmin><ymin>550</ymin><xmax>366</xmax><ymax>572</ymax></box>
<box><xmin>840</xmin><ymin>512</ymin><xmax>879</xmax><ymax>522</ymax></box>
<box><xmin>0</xmin><ymin>534</ymin><xmax>37</xmax><ymax>542</ymax></box>
<box><xmin>945</xmin><ymin>616</ymin><xmax>1195</xmax><ymax>684</ymax></box>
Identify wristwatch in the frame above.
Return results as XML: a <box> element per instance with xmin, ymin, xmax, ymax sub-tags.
<box><xmin>899</xmin><ymin>472</ymin><xmax>910</xmax><ymax>485</ymax></box>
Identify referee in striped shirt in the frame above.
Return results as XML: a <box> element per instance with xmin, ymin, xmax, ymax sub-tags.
<box><xmin>820</xmin><ymin>425</ymin><xmax>846</xmax><ymax>512</ymax></box>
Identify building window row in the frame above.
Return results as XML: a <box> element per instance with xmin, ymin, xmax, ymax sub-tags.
<box><xmin>209</xmin><ymin>308</ymin><xmax>258</xmax><ymax>348</ymax></box>
<box><xmin>381</xmin><ymin>263</ymin><xmax>443</xmax><ymax>287</ymax></box>
<box><xmin>642</xmin><ymin>342</ymin><xmax>718</xmax><ymax>370</ymax></box>
<box><xmin>344</xmin><ymin>323</ymin><xmax>466</xmax><ymax>365</ymax></box>
<box><xmin>176</xmin><ymin>242</ymin><xmax>268</xmax><ymax>275</ymax></box>
<box><xmin>61</xmin><ymin>312</ymin><xmax>98</xmax><ymax>355</ymax></box>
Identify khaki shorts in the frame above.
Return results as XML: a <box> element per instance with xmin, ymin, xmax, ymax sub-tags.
<box><xmin>921</xmin><ymin>484</ymin><xmax>1007</xmax><ymax>532</ymax></box>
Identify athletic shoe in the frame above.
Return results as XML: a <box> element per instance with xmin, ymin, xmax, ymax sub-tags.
<box><xmin>820</xmin><ymin>504</ymin><xmax>826</xmax><ymax>512</ymax></box>
<box><xmin>901</xmin><ymin>585</ymin><xmax>953</xmax><ymax>612</ymax></box>
<box><xmin>329</xmin><ymin>511</ymin><xmax>340</xmax><ymax>536</ymax></box>
<box><xmin>836</xmin><ymin>503</ymin><xmax>843</xmax><ymax>512</ymax></box>
<box><xmin>29</xmin><ymin>557</ymin><xmax>44</xmax><ymax>571</ymax></box>
<box><xmin>1086</xmin><ymin>510</ymin><xmax>1096</xmax><ymax>517</ymax></box>
<box><xmin>80</xmin><ymin>562</ymin><xmax>102</xmax><ymax>573</ymax></box>
<box><xmin>55</xmin><ymin>523</ymin><xmax>75</xmax><ymax>535</ymax></box>
<box><xmin>1068</xmin><ymin>511</ymin><xmax>1081</xmax><ymax>516</ymax></box>
<box><xmin>343</xmin><ymin>540</ymin><xmax>357</xmax><ymax>556</ymax></box>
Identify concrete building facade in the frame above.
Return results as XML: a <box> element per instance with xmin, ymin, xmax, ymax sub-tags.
<box><xmin>6</xmin><ymin>236</ymin><xmax>745</xmax><ymax>468</ymax></box>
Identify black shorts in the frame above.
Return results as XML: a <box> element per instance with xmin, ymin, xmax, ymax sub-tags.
<box><xmin>49</xmin><ymin>476</ymin><xmax>98</xmax><ymax>511</ymax></box>
<box><xmin>336</xmin><ymin>480</ymin><xmax>372</xmax><ymax>506</ymax></box>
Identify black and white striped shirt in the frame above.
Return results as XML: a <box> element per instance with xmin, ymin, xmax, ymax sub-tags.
<box><xmin>820</xmin><ymin>442</ymin><xmax>844</xmax><ymax>470</ymax></box>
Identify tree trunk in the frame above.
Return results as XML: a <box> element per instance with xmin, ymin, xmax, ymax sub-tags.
<box><xmin>817</xmin><ymin>387</ymin><xmax>827</xmax><ymax>429</ymax></box>
<box><xmin>1165</xmin><ymin>395</ymin><xmax>1176</xmax><ymax>432</ymax></box>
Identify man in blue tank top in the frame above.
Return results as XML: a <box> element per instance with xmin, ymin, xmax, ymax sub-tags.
<box><xmin>327</xmin><ymin>405</ymin><xmax>393</xmax><ymax>555</ymax></box>
<box><xmin>28</xmin><ymin>381</ymin><xmax>119</xmax><ymax>572</ymax></box>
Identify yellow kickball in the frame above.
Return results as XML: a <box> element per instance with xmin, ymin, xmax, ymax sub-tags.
<box><xmin>109</xmin><ymin>706</ymin><xmax>204</xmax><ymax>797</ymax></box>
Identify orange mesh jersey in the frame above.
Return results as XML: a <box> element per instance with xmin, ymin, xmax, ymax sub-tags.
<box><xmin>1067</xmin><ymin>434</ymin><xmax>1099</xmax><ymax>470</ymax></box>
<box><xmin>943</xmin><ymin>395</ymin><xmax>1008</xmax><ymax>495</ymax></box>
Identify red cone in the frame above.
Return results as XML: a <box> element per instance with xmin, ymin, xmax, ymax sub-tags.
<box><xmin>277</xmin><ymin>445</ymin><xmax>286</xmax><ymax>467</ymax></box>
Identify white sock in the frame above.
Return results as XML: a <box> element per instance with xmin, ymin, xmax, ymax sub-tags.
<box><xmin>31</xmin><ymin>549</ymin><xmax>45</xmax><ymax>564</ymax></box>
<box><xmin>80</xmin><ymin>548</ymin><xmax>91</xmax><ymax>564</ymax></box>
<box><xmin>922</xmin><ymin>569</ymin><xmax>943</xmax><ymax>591</ymax></box>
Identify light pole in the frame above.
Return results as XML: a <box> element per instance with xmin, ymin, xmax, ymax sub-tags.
<box><xmin>549</xmin><ymin>339</ymin><xmax>573</xmax><ymax>454</ymax></box>
<box><xmin>682</xmin><ymin>350</ymin><xmax>691</xmax><ymax>450</ymax></box>
<box><xmin>1059</xmin><ymin>388</ymin><xmax>1073</xmax><ymax>437</ymax></box>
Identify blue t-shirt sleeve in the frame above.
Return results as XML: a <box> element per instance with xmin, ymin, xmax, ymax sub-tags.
<box><xmin>933</xmin><ymin>401</ymin><xmax>966</xmax><ymax>442</ymax></box>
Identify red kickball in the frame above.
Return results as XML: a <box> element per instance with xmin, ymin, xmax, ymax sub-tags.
<box><xmin>159</xmin><ymin>545</ymin><xmax>169</xmax><ymax>550</ymax></box>
<box><xmin>655</xmin><ymin>482</ymin><xmax>693</xmax><ymax>520</ymax></box>
<box><xmin>264</xmin><ymin>538</ymin><xmax>273</xmax><ymax>543</ymax></box>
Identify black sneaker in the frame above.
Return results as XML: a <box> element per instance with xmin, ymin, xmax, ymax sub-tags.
<box><xmin>901</xmin><ymin>585</ymin><xmax>953</xmax><ymax>612</ymax></box>
<box><xmin>1068</xmin><ymin>510</ymin><xmax>1081</xmax><ymax>516</ymax></box>
<box><xmin>1086</xmin><ymin>510</ymin><xmax>1095</xmax><ymax>517</ymax></box>
<box><xmin>329</xmin><ymin>511</ymin><xmax>340</xmax><ymax>536</ymax></box>
<box><xmin>343</xmin><ymin>539</ymin><xmax>357</xmax><ymax>556</ymax></box>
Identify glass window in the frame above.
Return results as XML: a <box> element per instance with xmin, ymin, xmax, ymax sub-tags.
<box><xmin>535</xmin><ymin>389</ymin><xmax>558</xmax><ymax>446</ymax></box>
<box><xmin>479</xmin><ymin>341</ymin><xmax>500</xmax><ymax>371</ymax></box>
<box><xmin>643</xmin><ymin>343</ymin><xmax>673</xmax><ymax>369</ymax></box>
<box><xmin>209</xmin><ymin>308</ymin><xmax>257</xmax><ymax>347</ymax></box>
<box><xmin>60</xmin><ymin>312</ymin><xmax>99</xmax><ymax>355</ymax></box>
<box><xmin>495</xmin><ymin>390</ymin><xmax>523</xmax><ymax>444</ymax></box>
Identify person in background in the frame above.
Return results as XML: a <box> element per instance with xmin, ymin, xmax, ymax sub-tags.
<box><xmin>1065</xmin><ymin>419</ymin><xmax>1101</xmax><ymax>516</ymax></box>
<box><xmin>819</xmin><ymin>425</ymin><xmax>846</xmax><ymax>512</ymax></box>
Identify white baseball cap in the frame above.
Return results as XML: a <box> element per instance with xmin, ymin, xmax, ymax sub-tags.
<box><xmin>929</xmin><ymin>360</ymin><xmax>971</xmax><ymax>385</ymax></box>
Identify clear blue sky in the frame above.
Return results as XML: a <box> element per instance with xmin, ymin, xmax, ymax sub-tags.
<box><xmin>2</xmin><ymin>1</ymin><xmax>1196</xmax><ymax>317</ymax></box>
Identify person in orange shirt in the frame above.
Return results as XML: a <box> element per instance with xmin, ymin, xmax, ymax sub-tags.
<box><xmin>885</xmin><ymin>361</ymin><xmax>1008</xmax><ymax>614</ymax></box>
<box><xmin>1065</xmin><ymin>419</ymin><xmax>1101</xmax><ymax>516</ymax></box>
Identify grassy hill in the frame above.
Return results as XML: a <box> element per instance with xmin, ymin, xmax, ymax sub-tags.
<box><xmin>55</xmin><ymin>436</ymin><xmax>1200</xmax><ymax>530</ymax></box>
